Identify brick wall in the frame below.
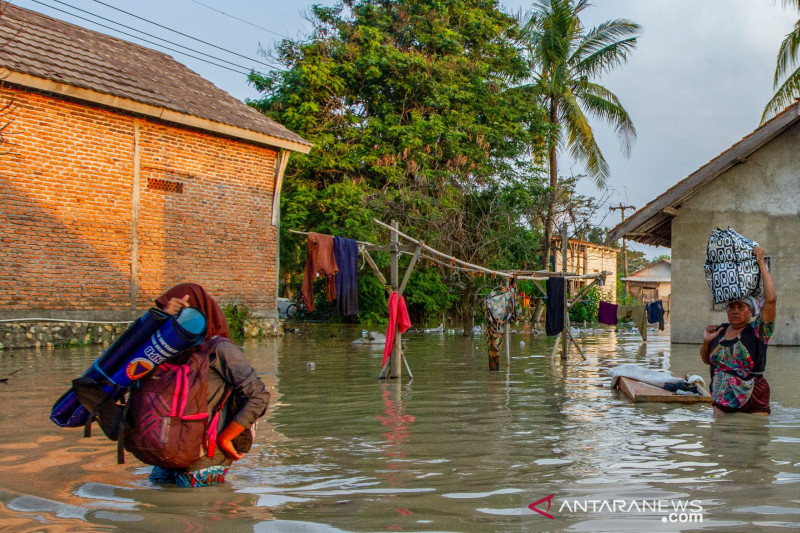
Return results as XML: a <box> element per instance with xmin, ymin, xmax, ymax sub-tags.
<box><xmin>0</xmin><ymin>85</ymin><xmax>280</xmax><ymax>317</ymax></box>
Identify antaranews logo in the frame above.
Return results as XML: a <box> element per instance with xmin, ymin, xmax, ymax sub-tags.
<box><xmin>528</xmin><ymin>494</ymin><xmax>555</xmax><ymax>519</ymax></box>
<box><xmin>527</xmin><ymin>495</ymin><xmax>704</xmax><ymax>523</ymax></box>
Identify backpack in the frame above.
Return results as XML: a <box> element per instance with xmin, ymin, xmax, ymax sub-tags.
<box><xmin>122</xmin><ymin>337</ymin><xmax>228</xmax><ymax>469</ymax></box>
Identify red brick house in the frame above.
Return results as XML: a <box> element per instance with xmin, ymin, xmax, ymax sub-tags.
<box><xmin>0</xmin><ymin>4</ymin><xmax>310</xmax><ymax>338</ymax></box>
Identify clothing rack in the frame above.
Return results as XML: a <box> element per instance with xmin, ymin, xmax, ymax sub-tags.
<box><xmin>290</xmin><ymin>220</ymin><xmax>610</xmax><ymax>375</ymax></box>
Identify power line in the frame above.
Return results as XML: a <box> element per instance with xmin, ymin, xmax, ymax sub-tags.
<box><xmin>27</xmin><ymin>0</ymin><xmax>255</xmax><ymax>75</ymax></box>
<box><xmin>187</xmin><ymin>0</ymin><xmax>291</xmax><ymax>41</ymax></box>
<box><xmin>90</xmin><ymin>0</ymin><xmax>277</xmax><ymax>68</ymax></box>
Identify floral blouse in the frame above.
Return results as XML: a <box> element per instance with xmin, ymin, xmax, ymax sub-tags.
<box><xmin>709</xmin><ymin>317</ymin><xmax>774</xmax><ymax>408</ymax></box>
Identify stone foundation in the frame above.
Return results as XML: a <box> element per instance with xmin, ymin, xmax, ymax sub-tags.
<box><xmin>0</xmin><ymin>317</ymin><xmax>283</xmax><ymax>351</ymax></box>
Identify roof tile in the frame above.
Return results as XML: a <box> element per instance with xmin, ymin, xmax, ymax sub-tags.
<box><xmin>0</xmin><ymin>3</ymin><xmax>310</xmax><ymax>148</ymax></box>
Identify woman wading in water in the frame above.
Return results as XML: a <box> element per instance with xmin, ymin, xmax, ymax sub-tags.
<box><xmin>701</xmin><ymin>246</ymin><xmax>776</xmax><ymax>415</ymax></box>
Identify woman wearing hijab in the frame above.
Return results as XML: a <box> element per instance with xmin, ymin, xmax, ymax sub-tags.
<box><xmin>149</xmin><ymin>283</ymin><xmax>270</xmax><ymax>487</ymax></box>
<box><xmin>701</xmin><ymin>246</ymin><xmax>777</xmax><ymax>415</ymax></box>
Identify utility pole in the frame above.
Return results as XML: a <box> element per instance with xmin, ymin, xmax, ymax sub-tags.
<box><xmin>610</xmin><ymin>204</ymin><xmax>635</xmax><ymax>297</ymax></box>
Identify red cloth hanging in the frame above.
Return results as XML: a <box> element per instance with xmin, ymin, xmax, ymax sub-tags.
<box><xmin>383</xmin><ymin>292</ymin><xmax>411</xmax><ymax>366</ymax></box>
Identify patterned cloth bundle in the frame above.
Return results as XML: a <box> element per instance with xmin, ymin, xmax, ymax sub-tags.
<box><xmin>704</xmin><ymin>227</ymin><xmax>763</xmax><ymax>304</ymax></box>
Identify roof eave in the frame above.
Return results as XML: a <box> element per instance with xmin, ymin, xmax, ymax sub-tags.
<box><xmin>608</xmin><ymin>101</ymin><xmax>800</xmax><ymax>247</ymax></box>
<box><xmin>4</xmin><ymin>71</ymin><xmax>312</xmax><ymax>154</ymax></box>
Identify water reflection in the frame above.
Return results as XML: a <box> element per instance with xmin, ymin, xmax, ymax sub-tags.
<box><xmin>0</xmin><ymin>325</ymin><xmax>797</xmax><ymax>531</ymax></box>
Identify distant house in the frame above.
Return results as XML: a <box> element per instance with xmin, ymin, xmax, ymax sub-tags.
<box><xmin>0</xmin><ymin>4</ymin><xmax>311</xmax><ymax>330</ymax></box>
<box><xmin>622</xmin><ymin>260</ymin><xmax>671</xmax><ymax>311</ymax></box>
<box><xmin>553</xmin><ymin>238</ymin><xmax>619</xmax><ymax>303</ymax></box>
<box><xmin>609</xmin><ymin>101</ymin><xmax>799</xmax><ymax>345</ymax></box>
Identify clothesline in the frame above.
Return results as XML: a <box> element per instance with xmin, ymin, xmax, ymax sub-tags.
<box><xmin>289</xmin><ymin>226</ymin><xmax>608</xmax><ymax>282</ymax></box>
<box><xmin>371</xmin><ymin>219</ymin><xmax>608</xmax><ymax>282</ymax></box>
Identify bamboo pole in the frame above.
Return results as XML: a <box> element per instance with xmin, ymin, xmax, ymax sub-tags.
<box><xmin>373</xmin><ymin>218</ymin><xmax>514</xmax><ymax>279</ymax></box>
<box><xmin>505</xmin><ymin>278</ymin><xmax>511</xmax><ymax>367</ymax></box>
<box><xmin>565</xmin><ymin>326</ymin><xmax>587</xmax><ymax>360</ymax></box>
<box><xmin>390</xmin><ymin>220</ymin><xmax>401</xmax><ymax>379</ymax></box>
<box><xmin>399</xmin><ymin>245</ymin><xmax>421</xmax><ymax>295</ymax></box>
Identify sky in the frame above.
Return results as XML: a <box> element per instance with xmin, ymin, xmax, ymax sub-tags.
<box><xmin>6</xmin><ymin>0</ymin><xmax>797</xmax><ymax>258</ymax></box>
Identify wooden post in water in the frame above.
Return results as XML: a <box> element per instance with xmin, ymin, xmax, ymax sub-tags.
<box><xmin>390</xmin><ymin>220</ymin><xmax>401</xmax><ymax>379</ymax></box>
<box><xmin>505</xmin><ymin>277</ymin><xmax>511</xmax><ymax>367</ymax></box>
<box><xmin>561</xmin><ymin>223</ymin><xmax>569</xmax><ymax>360</ymax></box>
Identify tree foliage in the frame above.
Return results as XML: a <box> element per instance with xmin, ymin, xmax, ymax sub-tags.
<box><xmin>250</xmin><ymin>0</ymin><xmax>553</xmax><ymax>323</ymax></box>
<box><xmin>763</xmin><ymin>0</ymin><xmax>800</xmax><ymax>121</ymax></box>
<box><xmin>249</xmin><ymin>0</ymin><xmax>639</xmax><ymax>325</ymax></box>
<box><xmin>517</xmin><ymin>0</ymin><xmax>639</xmax><ymax>268</ymax></box>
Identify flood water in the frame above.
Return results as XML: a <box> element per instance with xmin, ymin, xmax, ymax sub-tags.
<box><xmin>0</xmin><ymin>323</ymin><xmax>798</xmax><ymax>532</ymax></box>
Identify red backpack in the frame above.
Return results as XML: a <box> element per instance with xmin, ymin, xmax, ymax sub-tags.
<box><xmin>123</xmin><ymin>338</ymin><xmax>228</xmax><ymax>469</ymax></box>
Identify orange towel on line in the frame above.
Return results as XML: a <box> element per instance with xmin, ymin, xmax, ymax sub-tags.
<box><xmin>301</xmin><ymin>232</ymin><xmax>338</xmax><ymax>312</ymax></box>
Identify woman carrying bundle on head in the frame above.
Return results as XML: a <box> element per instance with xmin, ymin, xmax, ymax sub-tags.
<box><xmin>700</xmin><ymin>247</ymin><xmax>776</xmax><ymax>415</ymax></box>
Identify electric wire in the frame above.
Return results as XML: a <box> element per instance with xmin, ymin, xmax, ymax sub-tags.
<box><xmin>90</xmin><ymin>0</ymin><xmax>278</xmax><ymax>68</ymax></box>
<box><xmin>187</xmin><ymin>0</ymin><xmax>291</xmax><ymax>40</ymax></box>
<box><xmin>39</xmin><ymin>0</ymin><xmax>279</xmax><ymax>72</ymax></box>
<box><xmin>26</xmin><ymin>0</ymin><xmax>261</xmax><ymax>75</ymax></box>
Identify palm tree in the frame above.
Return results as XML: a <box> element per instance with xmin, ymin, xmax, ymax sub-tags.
<box><xmin>762</xmin><ymin>0</ymin><xmax>800</xmax><ymax>123</ymax></box>
<box><xmin>519</xmin><ymin>0</ymin><xmax>639</xmax><ymax>268</ymax></box>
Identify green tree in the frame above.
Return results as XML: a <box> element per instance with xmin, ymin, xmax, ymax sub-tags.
<box><xmin>250</xmin><ymin>0</ymin><xmax>549</xmax><ymax>324</ymax></box>
<box><xmin>518</xmin><ymin>0</ymin><xmax>639</xmax><ymax>269</ymax></box>
<box><xmin>763</xmin><ymin>0</ymin><xmax>800</xmax><ymax>122</ymax></box>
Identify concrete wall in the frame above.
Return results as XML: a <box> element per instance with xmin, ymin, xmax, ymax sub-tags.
<box><xmin>0</xmin><ymin>317</ymin><xmax>282</xmax><ymax>350</ymax></box>
<box><xmin>0</xmin><ymin>86</ymin><xmax>282</xmax><ymax>327</ymax></box>
<box><xmin>671</xmin><ymin>121</ymin><xmax>800</xmax><ymax>345</ymax></box>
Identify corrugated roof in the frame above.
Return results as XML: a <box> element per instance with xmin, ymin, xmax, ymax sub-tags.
<box><xmin>608</xmin><ymin>101</ymin><xmax>800</xmax><ymax>247</ymax></box>
<box><xmin>0</xmin><ymin>3</ymin><xmax>311</xmax><ymax>150</ymax></box>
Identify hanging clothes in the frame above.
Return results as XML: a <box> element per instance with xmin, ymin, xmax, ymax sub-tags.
<box><xmin>598</xmin><ymin>301</ymin><xmax>618</xmax><ymax>325</ymax></box>
<box><xmin>301</xmin><ymin>232</ymin><xmax>338</xmax><ymax>313</ymax></box>
<box><xmin>483</xmin><ymin>286</ymin><xmax>519</xmax><ymax>371</ymax></box>
<box><xmin>383</xmin><ymin>292</ymin><xmax>411</xmax><ymax>367</ymax></box>
<box><xmin>646</xmin><ymin>300</ymin><xmax>665</xmax><ymax>330</ymax></box>
<box><xmin>545</xmin><ymin>277</ymin><xmax>565</xmax><ymax>337</ymax></box>
<box><xmin>333</xmin><ymin>236</ymin><xmax>359</xmax><ymax>316</ymax></box>
<box><xmin>617</xmin><ymin>304</ymin><xmax>647</xmax><ymax>341</ymax></box>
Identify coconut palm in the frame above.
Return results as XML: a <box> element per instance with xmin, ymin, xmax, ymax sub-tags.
<box><xmin>763</xmin><ymin>0</ymin><xmax>800</xmax><ymax>123</ymax></box>
<box><xmin>518</xmin><ymin>0</ymin><xmax>639</xmax><ymax>266</ymax></box>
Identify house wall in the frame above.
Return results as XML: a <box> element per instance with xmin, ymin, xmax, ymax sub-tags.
<box><xmin>671</xmin><ymin>121</ymin><xmax>800</xmax><ymax>345</ymax></box>
<box><xmin>555</xmin><ymin>242</ymin><xmax>618</xmax><ymax>303</ymax></box>
<box><xmin>0</xmin><ymin>86</ymin><xmax>280</xmax><ymax>323</ymax></box>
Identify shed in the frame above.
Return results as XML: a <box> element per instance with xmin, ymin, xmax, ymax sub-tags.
<box><xmin>622</xmin><ymin>259</ymin><xmax>671</xmax><ymax>311</ymax></box>
<box><xmin>609</xmin><ymin>101</ymin><xmax>799</xmax><ymax>345</ymax></box>
<box><xmin>0</xmin><ymin>4</ymin><xmax>311</xmax><ymax>334</ymax></box>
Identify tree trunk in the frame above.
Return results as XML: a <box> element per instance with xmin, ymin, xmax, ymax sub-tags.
<box><xmin>544</xmin><ymin>100</ymin><xmax>559</xmax><ymax>275</ymax></box>
<box><xmin>536</xmin><ymin>102</ymin><xmax>559</xmax><ymax>331</ymax></box>
<box><xmin>531</xmin><ymin>298</ymin><xmax>545</xmax><ymax>329</ymax></box>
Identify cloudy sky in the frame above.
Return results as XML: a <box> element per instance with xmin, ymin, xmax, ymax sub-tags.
<box><xmin>8</xmin><ymin>0</ymin><xmax>797</xmax><ymax>257</ymax></box>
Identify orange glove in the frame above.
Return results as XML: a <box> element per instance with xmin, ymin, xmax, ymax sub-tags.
<box><xmin>217</xmin><ymin>421</ymin><xmax>246</xmax><ymax>461</ymax></box>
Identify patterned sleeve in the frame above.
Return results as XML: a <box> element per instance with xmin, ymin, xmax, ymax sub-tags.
<box><xmin>753</xmin><ymin>316</ymin><xmax>775</xmax><ymax>345</ymax></box>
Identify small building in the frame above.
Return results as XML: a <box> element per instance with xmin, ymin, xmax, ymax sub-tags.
<box><xmin>0</xmin><ymin>5</ymin><xmax>311</xmax><ymax>346</ymax></box>
<box><xmin>553</xmin><ymin>238</ymin><xmax>619</xmax><ymax>303</ymax></box>
<box><xmin>622</xmin><ymin>260</ymin><xmax>671</xmax><ymax>311</ymax></box>
<box><xmin>609</xmin><ymin>101</ymin><xmax>799</xmax><ymax>345</ymax></box>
